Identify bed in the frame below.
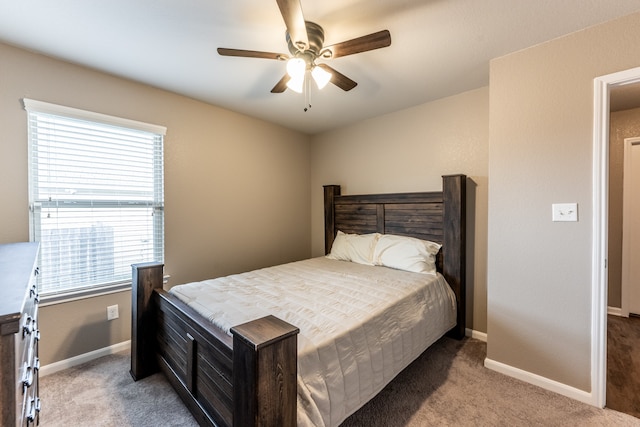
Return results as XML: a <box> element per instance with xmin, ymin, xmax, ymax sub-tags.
<box><xmin>130</xmin><ymin>174</ymin><xmax>466</xmax><ymax>427</ymax></box>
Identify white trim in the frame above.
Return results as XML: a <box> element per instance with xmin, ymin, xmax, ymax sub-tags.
<box><xmin>22</xmin><ymin>98</ymin><xmax>167</xmax><ymax>135</ymax></box>
<box><xmin>607</xmin><ymin>306</ymin><xmax>623</xmax><ymax>317</ymax></box>
<box><xmin>592</xmin><ymin>65</ymin><xmax>640</xmax><ymax>409</ymax></box>
<box><xmin>38</xmin><ymin>275</ymin><xmax>169</xmax><ymax>307</ymax></box>
<box><xmin>39</xmin><ymin>283</ymin><xmax>132</xmax><ymax>307</ymax></box>
<box><xmin>592</xmin><ymin>74</ymin><xmax>609</xmax><ymax>409</ymax></box>
<box><xmin>40</xmin><ymin>341</ymin><xmax>131</xmax><ymax>377</ymax></box>
<box><xmin>484</xmin><ymin>358</ymin><xmax>594</xmax><ymax>406</ymax></box>
<box><xmin>466</xmin><ymin>328</ymin><xmax>487</xmax><ymax>342</ymax></box>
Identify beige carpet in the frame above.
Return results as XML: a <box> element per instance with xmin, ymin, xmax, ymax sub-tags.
<box><xmin>39</xmin><ymin>353</ymin><xmax>195</xmax><ymax>426</ymax></box>
<box><xmin>39</xmin><ymin>337</ymin><xmax>640</xmax><ymax>426</ymax></box>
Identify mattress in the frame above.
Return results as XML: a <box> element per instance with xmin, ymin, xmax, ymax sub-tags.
<box><xmin>169</xmin><ymin>256</ymin><xmax>457</xmax><ymax>427</ymax></box>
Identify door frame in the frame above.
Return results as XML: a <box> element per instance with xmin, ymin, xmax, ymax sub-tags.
<box><xmin>593</xmin><ymin>66</ymin><xmax>640</xmax><ymax>408</ymax></box>
<box><xmin>622</xmin><ymin>137</ymin><xmax>640</xmax><ymax>317</ymax></box>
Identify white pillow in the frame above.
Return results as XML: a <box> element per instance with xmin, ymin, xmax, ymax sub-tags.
<box><xmin>373</xmin><ymin>234</ymin><xmax>441</xmax><ymax>274</ymax></box>
<box><xmin>326</xmin><ymin>230</ymin><xmax>380</xmax><ymax>265</ymax></box>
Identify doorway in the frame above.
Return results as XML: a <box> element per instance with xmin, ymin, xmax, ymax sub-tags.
<box><xmin>607</xmin><ymin>127</ymin><xmax>640</xmax><ymax>416</ymax></box>
<box><xmin>593</xmin><ymin>67</ymin><xmax>640</xmax><ymax>409</ymax></box>
<box><xmin>622</xmin><ymin>137</ymin><xmax>640</xmax><ymax>317</ymax></box>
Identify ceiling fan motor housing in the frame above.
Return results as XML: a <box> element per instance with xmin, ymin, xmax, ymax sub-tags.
<box><xmin>287</xmin><ymin>21</ymin><xmax>325</xmax><ymax>57</ymax></box>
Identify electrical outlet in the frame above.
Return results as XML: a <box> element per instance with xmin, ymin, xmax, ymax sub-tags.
<box><xmin>107</xmin><ymin>304</ymin><xmax>119</xmax><ymax>320</ymax></box>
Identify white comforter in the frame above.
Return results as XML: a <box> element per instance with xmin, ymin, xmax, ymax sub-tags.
<box><xmin>169</xmin><ymin>257</ymin><xmax>456</xmax><ymax>427</ymax></box>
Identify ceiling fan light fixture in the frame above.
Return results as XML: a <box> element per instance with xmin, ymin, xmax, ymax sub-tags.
<box><xmin>286</xmin><ymin>75</ymin><xmax>304</xmax><ymax>93</ymax></box>
<box><xmin>286</xmin><ymin>57</ymin><xmax>306</xmax><ymax>80</ymax></box>
<box><xmin>311</xmin><ymin>65</ymin><xmax>331</xmax><ymax>89</ymax></box>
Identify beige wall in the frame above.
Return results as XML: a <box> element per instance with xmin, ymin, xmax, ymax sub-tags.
<box><xmin>608</xmin><ymin>107</ymin><xmax>640</xmax><ymax>308</ymax></box>
<box><xmin>0</xmin><ymin>42</ymin><xmax>311</xmax><ymax>365</ymax></box>
<box><xmin>487</xmin><ymin>11</ymin><xmax>640</xmax><ymax>391</ymax></box>
<box><xmin>6</xmin><ymin>7</ymin><xmax>640</xmax><ymax>395</ymax></box>
<box><xmin>311</xmin><ymin>87</ymin><xmax>490</xmax><ymax>334</ymax></box>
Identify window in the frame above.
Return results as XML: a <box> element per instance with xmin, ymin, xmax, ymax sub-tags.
<box><xmin>25</xmin><ymin>99</ymin><xmax>165</xmax><ymax>300</ymax></box>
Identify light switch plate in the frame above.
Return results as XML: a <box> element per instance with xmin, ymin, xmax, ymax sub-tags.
<box><xmin>552</xmin><ymin>203</ymin><xmax>578</xmax><ymax>222</ymax></box>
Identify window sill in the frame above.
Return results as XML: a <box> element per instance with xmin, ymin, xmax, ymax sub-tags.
<box><xmin>39</xmin><ymin>275</ymin><xmax>170</xmax><ymax>307</ymax></box>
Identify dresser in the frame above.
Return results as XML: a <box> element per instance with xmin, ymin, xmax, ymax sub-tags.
<box><xmin>0</xmin><ymin>243</ymin><xmax>41</xmax><ymax>426</ymax></box>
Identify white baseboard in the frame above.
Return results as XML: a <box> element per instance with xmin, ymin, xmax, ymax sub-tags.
<box><xmin>40</xmin><ymin>331</ymin><xmax>486</xmax><ymax>377</ymax></box>
<box><xmin>484</xmin><ymin>357</ymin><xmax>596</xmax><ymax>406</ymax></box>
<box><xmin>607</xmin><ymin>306</ymin><xmax>623</xmax><ymax>316</ymax></box>
<box><xmin>39</xmin><ymin>330</ymin><xmax>484</xmax><ymax>378</ymax></box>
<box><xmin>466</xmin><ymin>328</ymin><xmax>487</xmax><ymax>342</ymax></box>
<box><xmin>40</xmin><ymin>340</ymin><xmax>131</xmax><ymax>377</ymax></box>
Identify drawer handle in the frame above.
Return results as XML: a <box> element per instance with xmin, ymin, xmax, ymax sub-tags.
<box><xmin>30</xmin><ymin>283</ymin><xmax>40</xmax><ymax>301</ymax></box>
<box><xmin>22</xmin><ymin>315</ymin><xmax>34</xmax><ymax>336</ymax></box>
<box><xmin>22</xmin><ymin>362</ymin><xmax>33</xmax><ymax>389</ymax></box>
<box><xmin>27</xmin><ymin>397</ymin><xmax>41</xmax><ymax>423</ymax></box>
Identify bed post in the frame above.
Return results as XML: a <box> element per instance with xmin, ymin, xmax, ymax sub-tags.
<box><xmin>231</xmin><ymin>315</ymin><xmax>299</xmax><ymax>427</ymax></box>
<box><xmin>323</xmin><ymin>185</ymin><xmax>341</xmax><ymax>255</ymax></box>
<box><xmin>442</xmin><ymin>175</ymin><xmax>466</xmax><ymax>339</ymax></box>
<box><xmin>130</xmin><ymin>262</ymin><xmax>164</xmax><ymax>381</ymax></box>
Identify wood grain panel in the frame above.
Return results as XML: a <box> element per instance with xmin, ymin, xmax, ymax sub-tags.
<box><xmin>196</xmin><ymin>360</ymin><xmax>233</xmax><ymax>427</ymax></box>
<box><xmin>231</xmin><ymin>316</ymin><xmax>299</xmax><ymax>427</ymax></box>
<box><xmin>131</xmin><ymin>262</ymin><xmax>163</xmax><ymax>380</ymax></box>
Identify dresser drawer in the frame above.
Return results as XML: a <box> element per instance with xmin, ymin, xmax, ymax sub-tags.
<box><xmin>20</xmin><ymin>269</ymin><xmax>40</xmax><ymax>426</ymax></box>
<box><xmin>18</xmin><ymin>295</ymin><xmax>38</xmax><ymax>364</ymax></box>
<box><xmin>0</xmin><ymin>243</ymin><xmax>40</xmax><ymax>427</ymax></box>
<box><xmin>23</xmin><ymin>380</ymin><xmax>40</xmax><ymax>426</ymax></box>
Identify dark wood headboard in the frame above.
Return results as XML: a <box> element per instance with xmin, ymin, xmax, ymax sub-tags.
<box><xmin>323</xmin><ymin>174</ymin><xmax>466</xmax><ymax>339</ymax></box>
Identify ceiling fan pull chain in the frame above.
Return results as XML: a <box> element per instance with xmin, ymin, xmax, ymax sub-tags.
<box><xmin>304</xmin><ymin>74</ymin><xmax>311</xmax><ymax>112</ymax></box>
<box><xmin>308</xmin><ymin>77</ymin><xmax>312</xmax><ymax>111</ymax></box>
<box><xmin>302</xmin><ymin>81</ymin><xmax>307</xmax><ymax>112</ymax></box>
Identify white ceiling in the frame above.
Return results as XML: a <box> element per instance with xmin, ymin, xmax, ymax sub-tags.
<box><xmin>2</xmin><ymin>1</ymin><xmax>640</xmax><ymax>135</ymax></box>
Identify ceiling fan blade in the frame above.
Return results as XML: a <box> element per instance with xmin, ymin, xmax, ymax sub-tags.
<box><xmin>271</xmin><ymin>74</ymin><xmax>291</xmax><ymax>93</ymax></box>
<box><xmin>323</xmin><ymin>30</ymin><xmax>391</xmax><ymax>59</ymax></box>
<box><xmin>317</xmin><ymin>64</ymin><xmax>357</xmax><ymax>91</ymax></box>
<box><xmin>217</xmin><ymin>48</ymin><xmax>287</xmax><ymax>60</ymax></box>
<box><xmin>276</xmin><ymin>0</ymin><xmax>309</xmax><ymax>51</ymax></box>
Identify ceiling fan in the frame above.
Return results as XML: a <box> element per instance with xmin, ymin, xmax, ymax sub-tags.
<box><xmin>217</xmin><ymin>0</ymin><xmax>392</xmax><ymax>95</ymax></box>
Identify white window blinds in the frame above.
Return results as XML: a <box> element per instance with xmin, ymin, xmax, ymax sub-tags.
<box><xmin>24</xmin><ymin>99</ymin><xmax>165</xmax><ymax>299</ymax></box>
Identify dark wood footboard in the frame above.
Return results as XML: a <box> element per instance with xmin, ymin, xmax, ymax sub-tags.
<box><xmin>130</xmin><ymin>262</ymin><xmax>299</xmax><ymax>427</ymax></box>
